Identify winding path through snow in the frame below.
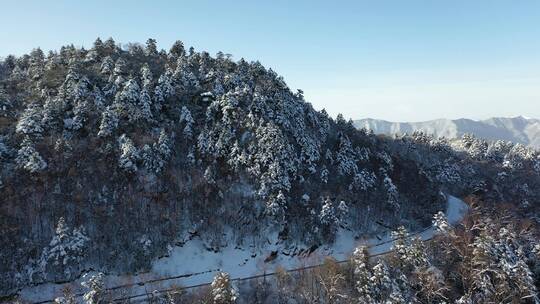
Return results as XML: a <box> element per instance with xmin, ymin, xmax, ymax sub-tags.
<box><xmin>19</xmin><ymin>195</ymin><xmax>468</xmax><ymax>303</ymax></box>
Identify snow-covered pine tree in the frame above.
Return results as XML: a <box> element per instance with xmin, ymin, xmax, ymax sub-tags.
<box><xmin>97</xmin><ymin>105</ymin><xmax>119</xmax><ymax>137</ymax></box>
<box><xmin>145</xmin><ymin>38</ymin><xmax>158</xmax><ymax>57</ymax></box>
<box><xmin>391</xmin><ymin>226</ymin><xmax>428</xmax><ymax>271</ymax></box>
<box><xmin>336</xmin><ymin>134</ymin><xmax>358</xmax><ymax>176</ymax></box>
<box><xmin>141</xmin><ymin>129</ymin><xmax>172</xmax><ymax>174</ymax></box>
<box><xmin>114</xmin><ymin>77</ymin><xmax>141</xmax><ymax>122</ymax></box>
<box><xmin>84</xmin><ymin>38</ymin><xmax>104</xmax><ymax>63</ymax></box>
<box><xmin>352</xmin><ymin>246</ymin><xmax>373</xmax><ymax>302</ymax></box>
<box><xmin>211</xmin><ymin>272</ymin><xmax>238</xmax><ymax>304</ymax></box>
<box><xmin>320</xmin><ymin>166</ymin><xmax>329</xmax><ymax>184</ymax></box>
<box><xmin>154</xmin><ymin>72</ymin><xmax>174</xmax><ymax>107</ymax></box>
<box><xmin>16</xmin><ymin>137</ymin><xmax>47</xmax><ymax>173</ymax></box>
<box><xmin>266</xmin><ymin>191</ymin><xmax>287</xmax><ymax>223</ymax></box>
<box><xmin>118</xmin><ymin>134</ymin><xmax>139</xmax><ymax>173</ymax></box>
<box><xmin>179</xmin><ymin>106</ymin><xmax>194</xmax><ymax>138</ymax></box>
<box><xmin>138</xmin><ymin>87</ymin><xmax>153</xmax><ymax>121</ymax></box>
<box><xmin>100</xmin><ymin>56</ymin><xmax>114</xmax><ymax>75</ymax></box>
<box><xmin>81</xmin><ymin>273</ymin><xmax>104</xmax><ymax>304</ymax></box>
<box><xmin>169</xmin><ymin>40</ymin><xmax>185</xmax><ymax>59</ymax></box>
<box><xmin>16</xmin><ymin>102</ymin><xmax>44</xmax><ymax>136</ymax></box>
<box><xmin>433</xmin><ymin>211</ymin><xmax>450</xmax><ymax>234</ymax></box>
<box><xmin>37</xmin><ymin>217</ymin><xmax>89</xmax><ymax>280</ymax></box>
<box><xmin>349</xmin><ymin>169</ymin><xmax>377</xmax><ymax>191</ymax></box>
<box><xmin>383</xmin><ymin>176</ymin><xmax>400</xmax><ymax>211</ymax></box>
<box><xmin>468</xmin><ymin>221</ymin><xmax>539</xmax><ymax>303</ymax></box>
<box><xmin>369</xmin><ymin>260</ymin><xmax>393</xmax><ymax>302</ymax></box>
<box><xmin>319</xmin><ymin>197</ymin><xmax>346</xmax><ymax>239</ymax></box>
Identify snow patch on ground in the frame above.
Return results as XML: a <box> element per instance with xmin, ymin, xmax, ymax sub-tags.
<box><xmin>18</xmin><ymin>195</ymin><xmax>468</xmax><ymax>303</ymax></box>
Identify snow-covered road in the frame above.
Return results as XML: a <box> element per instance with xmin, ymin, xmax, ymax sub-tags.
<box><xmin>367</xmin><ymin>195</ymin><xmax>467</xmax><ymax>256</ymax></box>
<box><xmin>19</xmin><ymin>195</ymin><xmax>468</xmax><ymax>303</ymax></box>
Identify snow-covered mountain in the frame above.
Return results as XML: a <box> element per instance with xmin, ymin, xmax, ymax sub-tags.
<box><xmin>0</xmin><ymin>38</ymin><xmax>445</xmax><ymax>295</ymax></box>
<box><xmin>2</xmin><ymin>39</ymin><xmax>540</xmax><ymax>302</ymax></box>
<box><xmin>354</xmin><ymin>116</ymin><xmax>540</xmax><ymax>149</ymax></box>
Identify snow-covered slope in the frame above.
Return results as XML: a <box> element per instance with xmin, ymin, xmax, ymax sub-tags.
<box><xmin>355</xmin><ymin>116</ymin><xmax>540</xmax><ymax>149</ymax></box>
<box><xmin>18</xmin><ymin>195</ymin><xmax>468</xmax><ymax>303</ymax></box>
<box><xmin>2</xmin><ymin>39</ymin><xmax>449</xmax><ymax>296</ymax></box>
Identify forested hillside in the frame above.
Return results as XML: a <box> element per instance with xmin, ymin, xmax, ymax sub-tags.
<box><xmin>0</xmin><ymin>39</ymin><xmax>539</xmax><ymax>299</ymax></box>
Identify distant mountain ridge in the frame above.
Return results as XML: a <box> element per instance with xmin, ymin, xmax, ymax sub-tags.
<box><xmin>354</xmin><ymin>116</ymin><xmax>540</xmax><ymax>149</ymax></box>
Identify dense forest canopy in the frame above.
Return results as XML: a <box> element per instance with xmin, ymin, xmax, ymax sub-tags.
<box><xmin>0</xmin><ymin>38</ymin><xmax>539</xmax><ymax>298</ymax></box>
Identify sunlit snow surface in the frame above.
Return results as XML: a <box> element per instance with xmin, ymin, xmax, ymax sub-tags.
<box><xmin>19</xmin><ymin>195</ymin><xmax>468</xmax><ymax>303</ymax></box>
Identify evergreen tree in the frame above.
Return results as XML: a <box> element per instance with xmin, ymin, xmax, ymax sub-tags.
<box><xmin>28</xmin><ymin>48</ymin><xmax>45</xmax><ymax>80</ymax></box>
<box><xmin>145</xmin><ymin>38</ymin><xmax>158</xmax><ymax>57</ymax></box>
<box><xmin>16</xmin><ymin>137</ymin><xmax>47</xmax><ymax>173</ymax></box>
<box><xmin>169</xmin><ymin>40</ymin><xmax>185</xmax><ymax>59</ymax></box>
<box><xmin>349</xmin><ymin>169</ymin><xmax>377</xmax><ymax>191</ymax></box>
<box><xmin>211</xmin><ymin>272</ymin><xmax>238</xmax><ymax>304</ymax></box>
<box><xmin>142</xmin><ymin>129</ymin><xmax>172</xmax><ymax>173</ymax></box>
<box><xmin>37</xmin><ymin>217</ymin><xmax>89</xmax><ymax>279</ymax></box>
<box><xmin>137</xmin><ymin>64</ymin><xmax>154</xmax><ymax>121</ymax></box>
<box><xmin>100</xmin><ymin>56</ymin><xmax>114</xmax><ymax>75</ymax></box>
<box><xmin>179</xmin><ymin>106</ymin><xmax>194</xmax><ymax>138</ymax></box>
<box><xmin>85</xmin><ymin>38</ymin><xmax>104</xmax><ymax>63</ymax></box>
<box><xmin>16</xmin><ymin>103</ymin><xmax>44</xmax><ymax>136</ymax></box>
<box><xmin>113</xmin><ymin>58</ymin><xmax>127</xmax><ymax>85</ymax></box>
<box><xmin>336</xmin><ymin>134</ymin><xmax>358</xmax><ymax>176</ymax></box>
<box><xmin>139</xmin><ymin>88</ymin><xmax>153</xmax><ymax>121</ymax></box>
<box><xmin>352</xmin><ymin>246</ymin><xmax>373</xmax><ymax>303</ymax></box>
<box><xmin>97</xmin><ymin>105</ymin><xmax>119</xmax><ymax>137</ymax></box>
<box><xmin>118</xmin><ymin>134</ymin><xmax>139</xmax><ymax>173</ymax></box>
<box><xmin>81</xmin><ymin>273</ymin><xmax>105</xmax><ymax>304</ymax></box>
<box><xmin>369</xmin><ymin>260</ymin><xmax>393</xmax><ymax>302</ymax></box>
<box><xmin>154</xmin><ymin>72</ymin><xmax>174</xmax><ymax>108</ymax></box>
<box><xmin>383</xmin><ymin>176</ymin><xmax>400</xmax><ymax>211</ymax></box>
<box><xmin>433</xmin><ymin>211</ymin><xmax>450</xmax><ymax>234</ymax></box>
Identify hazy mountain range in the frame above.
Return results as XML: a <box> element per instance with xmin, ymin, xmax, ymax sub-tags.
<box><xmin>354</xmin><ymin>116</ymin><xmax>540</xmax><ymax>149</ymax></box>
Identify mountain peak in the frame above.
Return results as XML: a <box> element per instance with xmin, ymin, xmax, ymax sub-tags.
<box><xmin>355</xmin><ymin>116</ymin><xmax>540</xmax><ymax>148</ymax></box>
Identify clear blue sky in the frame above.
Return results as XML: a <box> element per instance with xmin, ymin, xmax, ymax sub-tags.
<box><xmin>1</xmin><ymin>0</ymin><xmax>539</xmax><ymax>121</ymax></box>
